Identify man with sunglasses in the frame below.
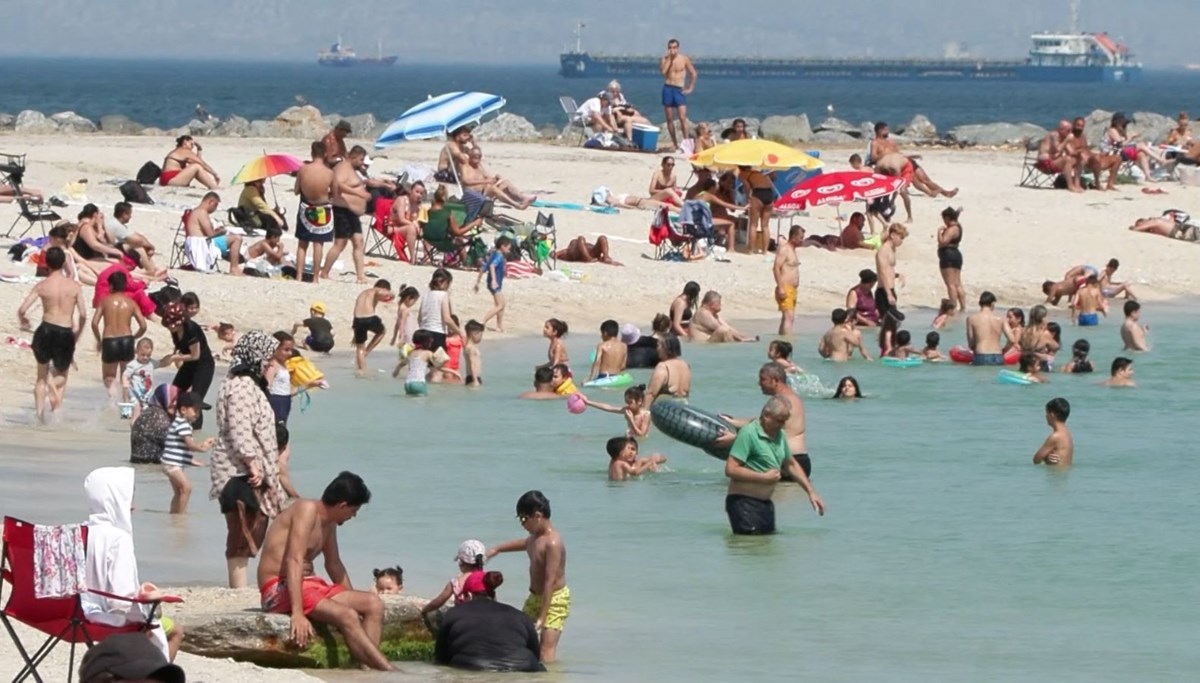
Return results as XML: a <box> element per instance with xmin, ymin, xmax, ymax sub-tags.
<box><xmin>488</xmin><ymin>490</ymin><xmax>570</xmax><ymax>663</ymax></box>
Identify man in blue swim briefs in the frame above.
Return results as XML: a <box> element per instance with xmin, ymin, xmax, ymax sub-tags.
<box><xmin>966</xmin><ymin>291</ymin><xmax>1012</xmax><ymax>366</ymax></box>
<box><xmin>659</xmin><ymin>38</ymin><xmax>697</xmax><ymax>151</ymax></box>
<box><xmin>1072</xmin><ymin>275</ymin><xmax>1105</xmax><ymax>327</ymax></box>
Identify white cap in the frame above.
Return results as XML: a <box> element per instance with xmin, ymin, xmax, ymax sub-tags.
<box><xmin>456</xmin><ymin>539</ymin><xmax>486</xmax><ymax>565</ymax></box>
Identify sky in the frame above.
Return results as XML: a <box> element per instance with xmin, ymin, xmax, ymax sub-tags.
<box><xmin>1</xmin><ymin>0</ymin><xmax>1195</xmax><ymax>67</ymax></box>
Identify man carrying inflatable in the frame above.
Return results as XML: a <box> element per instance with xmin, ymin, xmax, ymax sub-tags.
<box><xmin>717</xmin><ymin>395</ymin><xmax>825</xmax><ymax>535</ymax></box>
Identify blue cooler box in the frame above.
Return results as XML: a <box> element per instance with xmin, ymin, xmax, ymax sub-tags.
<box><xmin>631</xmin><ymin>124</ymin><xmax>660</xmax><ymax>151</ymax></box>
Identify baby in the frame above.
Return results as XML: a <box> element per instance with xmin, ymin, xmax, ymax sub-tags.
<box><xmin>606</xmin><ymin>436</ymin><xmax>666</xmax><ymax>481</ymax></box>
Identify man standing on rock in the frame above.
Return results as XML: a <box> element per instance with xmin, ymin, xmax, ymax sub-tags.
<box><xmin>321</xmin><ymin>145</ymin><xmax>370</xmax><ymax>284</ymax></box>
<box><xmin>18</xmin><ymin>246</ymin><xmax>87</xmax><ymax>423</ymax></box>
<box><xmin>257</xmin><ymin>471</ymin><xmax>394</xmax><ymax>671</ymax></box>
<box><xmin>322</xmin><ymin>119</ymin><xmax>352</xmax><ymax>165</ymax></box>
<box><xmin>659</xmin><ymin>38</ymin><xmax>697</xmax><ymax>151</ymax></box>
<box><xmin>773</xmin><ymin>225</ymin><xmax>803</xmax><ymax>335</ymax></box>
<box><xmin>294</xmin><ymin>141</ymin><xmax>336</xmax><ymax>285</ymax></box>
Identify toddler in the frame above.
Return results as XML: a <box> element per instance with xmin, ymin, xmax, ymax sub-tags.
<box><xmin>921</xmin><ymin>331</ymin><xmax>945</xmax><ymax>362</ymax></box>
<box><xmin>372</xmin><ymin>566</ymin><xmax>404</xmax><ymax>594</ymax></box>
<box><xmin>606</xmin><ymin>436</ymin><xmax>666</xmax><ymax>481</ymax></box>
<box><xmin>585</xmin><ymin>385</ymin><xmax>650</xmax><ymax>437</ymax></box>
<box><xmin>121</xmin><ymin>338</ymin><xmax>156</xmax><ymax>421</ymax></box>
<box><xmin>161</xmin><ymin>392</ymin><xmax>213</xmax><ymax>514</ymax></box>
<box><xmin>419</xmin><ymin>540</ymin><xmax>486</xmax><ymax>618</ymax></box>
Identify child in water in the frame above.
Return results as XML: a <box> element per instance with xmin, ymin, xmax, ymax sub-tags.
<box><xmin>419</xmin><ymin>540</ymin><xmax>486</xmax><ymax>618</ymax></box>
<box><xmin>1033</xmin><ymin>397</ymin><xmax>1073</xmax><ymax>466</ymax></box>
<box><xmin>931</xmin><ymin>298</ymin><xmax>955</xmax><ymax>330</ymax></box>
<box><xmin>394</xmin><ymin>330</ymin><xmax>456</xmax><ymax>396</ymax></box>
<box><xmin>584</xmin><ymin>385</ymin><xmax>650</xmax><ymax>437</ymax></box>
<box><xmin>767</xmin><ymin>340</ymin><xmax>804</xmax><ymax>375</ymax></box>
<box><xmin>121</xmin><ymin>338</ymin><xmax>156</xmax><ymax>421</ymax></box>
<box><xmin>463</xmin><ymin>319</ymin><xmax>486</xmax><ymax>386</ymax></box>
<box><xmin>539</xmin><ymin>318</ymin><xmax>569</xmax><ymax>370</ymax></box>
<box><xmin>1106</xmin><ymin>356</ymin><xmax>1136</xmax><ymax>387</ymax></box>
<box><xmin>1018</xmin><ymin>352</ymin><xmax>1048</xmax><ymax>383</ymax></box>
<box><xmin>606</xmin><ymin>436</ymin><xmax>666</xmax><ymax>481</ymax></box>
<box><xmin>372</xmin><ymin>566</ymin><xmax>404</xmax><ymax>594</ymax></box>
<box><xmin>161</xmin><ymin>392</ymin><xmax>213</xmax><ymax>514</ymax></box>
<box><xmin>921</xmin><ymin>331</ymin><xmax>945</xmax><ymax>362</ymax></box>
<box><xmin>1060</xmin><ymin>339</ymin><xmax>1094</xmax><ymax>373</ymax></box>
<box><xmin>551</xmin><ymin>363</ymin><xmax>578</xmax><ymax>396</ymax></box>
<box><xmin>888</xmin><ymin>330</ymin><xmax>915</xmax><ymax>359</ymax></box>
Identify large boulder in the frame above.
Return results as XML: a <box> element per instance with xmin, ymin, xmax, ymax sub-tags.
<box><xmin>215</xmin><ymin>115</ymin><xmax>251</xmax><ymax>137</ymax></box>
<box><xmin>812</xmin><ymin>130</ymin><xmax>859</xmax><ymax>145</ymax></box>
<box><xmin>344</xmin><ymin>113</ymin><xmax>377</xmax><ymax>138</ymax></box>
<box><xmin>50</xmin><ymin>111</ymin><xmax>98</xmax><ymax>133</ymax></box>
<box><xmin>272</xmin><ymin>105</ymin><xmax>327</xmax><ymax>140</ymax></box>
<box><xmin>814</xmin><ymin>116</ymin><xmax>858</xmax><ymax>136</ymax></box>
<box><xmin>760</xmin><ymin>114</ymin><xmax>813</xmax><ymax>143</ymax></box>
<box><xmin>1081</xmin><ymin>109</ymin><xmax>1113</xmax><ymax>147</ymax></box>
<box><xmin>0</xmin><ymin>113</ymin><xmax>16</xmax><ymax>130</ymax></box>
<box><xmin>248</xmin><ymin>120</ymin><xmax>277</xmax><ymax>138</ymax></box>
<box><xmin>1132</xmin><ymin>111</ymin><xmax>1174</xmax><ymax>145</ymax></box>
<box><xmin>14</xmin><ymin>110</ymin><xmax>58</xmax><ymax>134</ymax></box>
<box><xmin>186</xmin><ymin>118</ymin><xmax>219</xmax><ymax>137</ymax></box>
<box><xmin>99</xmin><ymin>114</ymin><xmax>146</xmax><ymax>135</ymax></box>
<box><xmin>473</xmin><ymin>113</ymin><xmax>539</xmax><ymax>142</ymax></box>
<box><xmin>171</xmin><ymin>586</ymin><xmax>433</xmax><ymax>668</ymax></box>
<box><xmin>947</xmin><ymin>122</ymin><xmax>1047</xmax><ymax>147</ymax></box>
<box><xmin>139</xmin><ymin>127</ymin><xmax>167</xmax><ymax>137</ymax></box>
<box><xmin>900</xmin><ymin>114</ymin><xmax>938</xmax><ymax>142</ymax></box>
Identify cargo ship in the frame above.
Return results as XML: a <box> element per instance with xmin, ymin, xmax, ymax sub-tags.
<box><xmin>317</xmin><ymin>38</ymin><xmax>398</xmax><ymax>68</ymax></box>
<box><xmin>559</xmin><ymin>3</ymin><xmax>1140</xmax><ymax>83</ymax></box>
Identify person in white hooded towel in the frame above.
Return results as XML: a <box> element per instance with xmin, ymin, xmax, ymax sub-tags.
<box><xmin>81</xmin><ymin>466</ymin><xmax>183</xmax><ymax>661</ymax></box>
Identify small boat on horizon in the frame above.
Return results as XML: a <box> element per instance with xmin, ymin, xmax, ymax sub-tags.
<box><xmin>317</xmin><ymin>37</ymin><xmax>397</xmax><ymax>68</ymax></box>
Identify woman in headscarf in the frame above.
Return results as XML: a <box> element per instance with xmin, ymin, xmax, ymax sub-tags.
<box><xmin>433</xmin><ymin>571</ymin><xmax>544</xmax><ymax>672</ymax></box>
<box><xmin>206</xmin><ymin>330</ymin><xmax>284</xmax><ymax>589</ymax></box>
<box><xmin>162</xmin><ymin>301</ymin><xmax>214</xmax><ymax>428</ymax></box>
<box><xmin>129</xmin><ymin>384</ymin><xmax>178</xmax><ymax>464</ymax></box>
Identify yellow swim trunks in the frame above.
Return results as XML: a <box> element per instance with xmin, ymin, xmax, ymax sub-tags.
<box><xmin>523</xmin><ymin>586</ymin><xmax>570</xmax><ymax>632</ymax></box>
<box><xmin>777</xmin><ymin>285</ymin><xmax>797</xmax><ymax>312</ymax></box>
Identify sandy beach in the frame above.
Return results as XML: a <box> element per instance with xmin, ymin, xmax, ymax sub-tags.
<box><xmin>1</xmin><ymin>132</ymin><xmax>1199</xmax><ymax>678</ymax></box>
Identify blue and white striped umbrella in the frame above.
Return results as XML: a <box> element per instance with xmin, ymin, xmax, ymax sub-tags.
<box><xmin>374</xmin><ymin>91</ymin><xmax>506</xmax><ymax>147</ymax></box>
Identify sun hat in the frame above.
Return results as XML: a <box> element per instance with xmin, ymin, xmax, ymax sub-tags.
<box><xmin>79</xmin><ymin>633</ymin><xmax>185</xmax><ymax>683</ymax></box>
<box><xmin>310</xmin><ymin>301</ymin><xmax>327</xmax><ymax>314</ymax></box>
<box><xmin>456</xmin><ymin>539</ymin><xmax>486</xmax><ymax>565</ymax></box>
<box><xmin>619</xmin><ymin>323</ymin><xmax>641</xmax><ymax>345</ymax></box>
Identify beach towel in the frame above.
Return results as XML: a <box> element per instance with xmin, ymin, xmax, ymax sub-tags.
<box><xmin>33</xmin><ymin>523</ymin><xmax>87</xmax><ymax>599</ymax></box>
<box><xmin>184</xmin><ymin>236</ymin><xmax>220</xmax><ymax>272</ymax></box>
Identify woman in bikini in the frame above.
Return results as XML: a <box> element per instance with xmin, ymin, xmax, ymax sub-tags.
<box><xmin>693</xmin><ymin>123</ymin><xmax>716</xmax><ymax>152</ymax></box>
<box><xmin>160</xmin><ymin>135</ymin><xmax>219</xmax><ymax>189</ymax></box>
<box><xmin>936</xmin><ymin>206</ymin><xmax>966</xmax><ymax>313</ymax></box>
<box><xmin>1103</xmin><ymin>113</ymin><xmax>1168</xmax><ymax>185</ymax></box>
<box><xmin>668</xmin><ymin>281</ymin><xmax>700</xmax><ymax>337</ymax></box>
<box><xmin>648</xmin><ymin>157</ymin><xmax>684</xmax><ymax>206</ymax></box>
<box><xmin>738</xmin><ymin>166</ymin><xmax>775</xmax><ymax>254</ymax></box>
<box><xmin>644</xmin><ymin>334</ymin><xmax>690</xmax><ymax>408</ymax></box>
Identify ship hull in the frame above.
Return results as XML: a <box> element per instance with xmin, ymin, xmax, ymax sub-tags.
<box><xmin>561</xmin><ymin>54</ymin><xmax>1140</xmax><ymax>83</ymax></box>
<box><xmin>317</xmin><ymin>56</ymin><xmax>398</xmax><ymax>67</ymax></box>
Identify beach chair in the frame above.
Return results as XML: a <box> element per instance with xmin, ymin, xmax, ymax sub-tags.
<box><xmin>1</xmin><ymin>516</ymin><xmax>179</xmax><ymax>683</ymax></box>
<box><xmin>167</xmin><ymin>210</ymin><xmax>190</xmax><ymax>269</ymax></box>
<box><xmin>365</xmin><ymin>196</ymin><xmax>404</xmax><ymax>261</ymax></box>
<box><xmin>559</xmin><ymin>96</ymin><xmax>591</xmax><ymax>145</ymax></box>
<box><xmin>498</xmin><ymin>211</ymin><xmax>557</xmax><ymax>270</ymax></box>
<box><xmin>1018</xmin><ymin>139</ymin><xmax>1059</xmax><ymax>189</ymax></box>
<box><xmin>2</xmin><ymin>154</ymin><xmax>60</xmax><ymax>241</ymax></box>
<box><xmin>420</xmin><ymin>202</ymin><xmax>472</xmax><ymax>267</ymax></box>
<box><xmin>648</xmin><ymin>206</ymin><xmax>689</xmax><ymax>260</ymax></box>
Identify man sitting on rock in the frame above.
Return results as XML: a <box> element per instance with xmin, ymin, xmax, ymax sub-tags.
<box><xmin>256</xmin><ymin>471</ymin><xmax>394</xmax><ymax>672</ymax></box>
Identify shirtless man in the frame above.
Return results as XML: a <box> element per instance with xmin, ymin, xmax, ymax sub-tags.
<box><xmin>1120</xmin><ymin>300</ymin><xmax>1149</xmax><ymax>351</ymax></box>
<box><xmin>1037</xmin><ymin>120</ymin><xmax>1083</xmax><ymax>192</ymax></box>
<box><xmin>874</xmin><ymin>152</ymin><xmax>959</xmax><ymax>212</ymax></box>
<box><xmin>720</xmin><ymin>363</ymin><xmax>831</xmax><ymax>486</ymax></box>
<box><xmin>91</xmin><ymin>270</ymin><xmax>147</xmax><ymax>402</ymax></box>
<box><xmin>257</xmin><ymin>471</ymin><xmax>392</xmax><ymax>671</ymax></box>
<box><xmin>488</xmin><ymin>490</ymin><xmax>569</xmax><ymax>663</ymax></box>
<box><xmin>1098</xmin><ymin>258</ymin><xmax>1137</xmax><ymax>301</ymax></box>
<box><xmin>460</xmin><ymin>148</ymin><xmax>534</xmax><ymax>210</ymax></box>
<box><xmin>438</xmin><ymin>126</ymin><xmax>473</xmax><ymax>178</ymax></box>
<box><xmin>321</xmin><ymin>120</ymin><xmax>351</xmax><ymax>165</ymax></box>
<box><xmin>185</xmin><ymin>193</ymin><xmax>245</xmax><ymax>275</ymax></box>
<box><xmin>867</xmin><ymin>121</ymin><xmax>901</xmax><ymax>165</ymax></box>
<box><xmin>17</xmin><ymin>247</ymin><xmax>87</xmax><ymax>423</ymax></box>
<box><xmin>839</xmin><ymin>212</ymin><xmax>869</xmax><ymax>249</ymax></box>
<box><xmin>689</xmin><ymin>291</ymin><xmax>758</xmax><ymax>343</ymax></box>
<box><xmin>1106</xmin><ymin>357</ymin><xmax>1136</xmax><ymax>387</ymax></box>
<box><xmin>321</xmin><ymin>146</ymin><xmax>370</xmax><ymax>284</ymax></box>
<box><xmin>587</xmin><ymin>319</ymin><xmax>628</xmax><ymax>382</ymax></box>
<box><xmin>659</xmin><ymin>38</ymin><xmax>697</xmax><ymax>151</ymax></box>
<box><xmin>519</xmin><ymin>367</ymin><xmax>559</xmax><ymax>400</ymax></box>
<box><xmin>1033</xmin><ymin>398</ymin><xmax>1073</xmax><ymax>467</ymax></box>
<box><xmin>818</xmin><ymin>308</ymin><xmax>871</xmax><ymax>361</ymax></box>
<box><xmin>873</xmin><ymin>224</ymin><xmax>907</xmax><ymax>319</ymax></box>
<box><xmin>715</xmin><ymin>396</ymin><xmax>825</xmax><ymax>536</ymax></box>
<box><xmin>1065</xmin><ymin>117</ymin><xmax>1103</xmax><ymax>189</ymax></box>
<box><xmin>966</xmin><ymin>291</ymin><xmax>1012</xmax><ymax>366</ymax></box>
<box><xmin>1071</xmin><ymin>275</ymin><xmax>1105</xmax><ymax>326</ymax></box>
<box><xmin>294</xmin><ymin>141</ymin><xmax>336</xmax><ymax>285</ymax></box>
<box><xmin>773</xmin><ymin>225</ymin><xmax>803</xmax><ymax>335</ymax></box>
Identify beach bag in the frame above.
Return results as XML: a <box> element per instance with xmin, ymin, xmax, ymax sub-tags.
<box><xmin>119</xmin><ymin>180</ymin><xmax>154</xmax><ymax>205</ymax></box>
<box><xmin>135</xmin><ymin>161</ymin><xmax>161</xmax><ymax>185</ymax></box>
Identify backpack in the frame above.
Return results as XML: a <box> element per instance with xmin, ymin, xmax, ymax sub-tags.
<box><xmin>119</xmin><ymin>180</ymin><xmax>154</xmax><ymax>205</ymax></box>
<box><xmin>135</xmin><ymin>161</ymin><xmax>161</xmax><ymax>185</ymax></box>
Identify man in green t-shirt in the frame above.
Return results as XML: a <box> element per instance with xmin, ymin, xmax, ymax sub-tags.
<box><xmin>723</xmin><ymin>396</ymin><xmax>824</xmax><ymax>534</ymax></box>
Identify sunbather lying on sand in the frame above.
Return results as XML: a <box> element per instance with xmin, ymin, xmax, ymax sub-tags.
<box><xmin>556</xmin><ymin>236</ymin><xmax>622</xmax><ymax>265</ymax></box>
<box><xmin>1129</xmin><ymin>211</ymin><xmax>1198</xmax><ymax>241</ymax></box>
<box><xmin>596</xmin><ymin>188</ymin><xmax>668</xmax><ymax>211</ymax></box>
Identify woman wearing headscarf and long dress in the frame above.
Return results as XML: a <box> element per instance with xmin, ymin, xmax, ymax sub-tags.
<box><xmin>206</xmin><ymin>330</ymin><xmax>284</xmax><ymax>589</ymax></box>
<box><xmin>161</xmin><ymin>301</ymin><xmax>215</xmax><ymax>429</ymax></box>
<box><xmin>128</xmin><ymin>384</ymin><xmax>178</xmax><ymax>464</ymax></box>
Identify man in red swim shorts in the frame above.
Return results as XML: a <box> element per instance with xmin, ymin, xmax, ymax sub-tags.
<box><xmin>256</xmin><ymin>472</ymin><xmax>394</xmax><ymax>671</ymax></box>
<box><xmin>1036</xmin><ymin>120</ymin><xmax>1082</xmax><ymax>192</ymax></box>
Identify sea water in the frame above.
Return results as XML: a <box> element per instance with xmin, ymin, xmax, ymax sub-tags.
<box><xmin>6</xmin><ymin>305</ymin><xmax>1198</xmax><ymax>682</ymax></box>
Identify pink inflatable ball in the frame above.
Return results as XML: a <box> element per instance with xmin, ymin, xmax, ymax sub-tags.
<box><xmin>567</xmin><ymin>393</ymin><xmax>587</xmax><ymax>414</ymax></box>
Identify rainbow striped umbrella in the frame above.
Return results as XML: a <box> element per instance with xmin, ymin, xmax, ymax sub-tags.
<box><xmin>230</xmin><ymin>154</ymin><xmax>304</xmax><ymax>185</ymax></box>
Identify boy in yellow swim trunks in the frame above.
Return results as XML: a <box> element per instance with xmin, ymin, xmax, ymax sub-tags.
<box><xmin>487</xmin><ymin>490</ymin><xmax>570</xmax><ymax>663</ymax></box>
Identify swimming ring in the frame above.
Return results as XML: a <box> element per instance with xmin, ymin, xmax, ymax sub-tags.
<box><xmin>286</xmin><ymin>355</ymin><xmax>324</xmax><ymax>389</ymax></box>
<box><xmin>949</xmin><ymin>346</ymin><xmax>1020</xmax><ymax>365</ymax></box>
<box><xmin>880</xmin><ymin>356</ymin><xmax>923</xmax><ymax>368</ymax></box>
<box><xmin>998</xmin><ymin>369</ymin><xmax>1036</xmax><ymax>385</ymax></box>
<box><xmin>583</xmin><ymin>372</ymin><xmax>634</xmax><ymax>389</ymax></box>
<box><xmin>650</xmin><ymin>399</ymin><xmax>734</xmax><ymax>460</ymax></box>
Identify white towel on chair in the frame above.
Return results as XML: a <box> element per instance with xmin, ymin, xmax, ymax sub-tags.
<box><xmin>184</xmin><ymin>236</ymin><xmax>219</xmax><ymax>272</ymax></box>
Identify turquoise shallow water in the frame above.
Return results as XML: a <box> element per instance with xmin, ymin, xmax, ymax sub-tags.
<box><xmin>12</xmin><ymin>303</ymin><xmax>1198</xmax><ymax>682</ymax></box>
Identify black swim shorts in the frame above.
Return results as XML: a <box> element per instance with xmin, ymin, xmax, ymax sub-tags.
<box><xmin>32</xmin><ymin>321</ymin><xmax>76</xmax><ymax>372</ymax></box>
<box><xmin>101</xmin><ymin>335</ymin><xmax>136</xmax><ymax>364</ymax></box>
<box><xmin>352</xmin><ymin>315</ymin><xmax>385</xmax><ymax>345</ymax></box>
<box><xmin>725</xmin><ymin>494</ymin><xmax>776</xmax><ymax>535</ymax></box>
<box><xmin>332</xmin><ymin>206</ymin><xmax>362</xmax><ymax>240</ymax></box>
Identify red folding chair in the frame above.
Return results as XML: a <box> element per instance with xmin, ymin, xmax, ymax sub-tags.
<box><xmin>648</xmin><ymin>206</ymin><xmax>689</xmax><ymax>261</ymax></box>
<box><xmin>1</xmin><ymin>517</ymin><xmax>179</xmax><ymax>683</ymax></box>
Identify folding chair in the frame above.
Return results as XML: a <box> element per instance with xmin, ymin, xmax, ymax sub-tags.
<box><xmin>167</xmin><ymin>210</ymin><xmax>190</xmax><ymax>270</ymax></box>
<box><xmin>1018</xmin><ymin>139</ymin><xmax>1060</xmax><ymax>189</ymax></box>
<box><xmin>420</xmin><ymin>202</ymin><xmax>471</xmax><ymax>267</ymax></box>
<box><xmin>225</xmin><ymin>207</ymin><xmax>261</xmax><ymax>236</ymax></box>
<box><xmin>1</xmin><ymin>516</ymin><xmax>178</xmax><ymax>683</ymax></box>
<box><xmin>365</xmin><ymin>196</ymin><xmax>404</xmax><ymax>261</ymax></box>
<box><xmin>2</xmin><ymin>154</ymin><xmax>60</xmax><ymax>241</ymax></box>
<box><xmin>559</xmin><ymin>96</ymin><xmax>590</xmax><ymax>145</ymax></box>
<box><xmin>648</xmin><ymin>206</ymin><xmax>690</xmax><ymax>260</ymax></box>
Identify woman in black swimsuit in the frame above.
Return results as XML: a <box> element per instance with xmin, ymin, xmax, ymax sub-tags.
<box><xmin>668</xmin><ymin>281</ymin><xmax>700</xmax><ymax>337</ymax></box>
<box><xmin>162</xmin><ymin>302</ymin><xmax>215</xmax><ymax>428</ymax></box>
<box><xmin>936</xmin><ymin>206</ymin><xmax>966</xmax><ymax>313</ymax></box>
<box><xmin>738</xmin><ymin>165</ymin><xmax>775</xmax><ymax>254</ymax></box>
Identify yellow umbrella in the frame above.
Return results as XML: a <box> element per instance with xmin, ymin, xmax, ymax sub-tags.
<box><xmin>690</xmin><ymin>139</ymin><xmax>823</xmax><ymax>171</ymax></box>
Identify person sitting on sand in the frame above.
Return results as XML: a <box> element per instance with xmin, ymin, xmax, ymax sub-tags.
<box><xmin>839</xmin><ymin>212</ymin><xmax>871</xmax><ymax>250</ymax></box>
<box><xmin>160</xmin><ymin>135</ymin><xmax>219</xmax><ymax>189</ymax></box>
<box><xmin>1097</xmin><ymin>258</ymin><xmax>1137</xmax><ymax>300</ymax></box>
<box><xmin>460</xmin><ymin>147</ymin><xmax>535</xmax><ymax>210</ymax></box>
<box><xmin>73</xmin><ymin>204</ymin><xmax>124</xmax><ymax>265</ymax></box>
<box><xmin>257</xmin><ymin>471</ymin><xmax>394</xmax><ymax>671</ymax></box>
<box><xmin>101</xmin><ymin>202</ymin><xmax>163</xmax><ymax>277</ymax></box>
<box><xmin>519</xmin><ymin>367</ymin><xmax>559</xmax><ymax>400</ymax></box>
<box><xmin>606</xmin><ymin>80</ymin><xmax>650</xmax><ymax>131</ymax></box>
<box><xmin>648</xmin><ymin>157</ymin><xmax>684</xmax><ymax>206</ymax></box>
<box><xmin>555</xmin><ymin>235</ymin><xmax>621</xmax><ymax>265</ymax></box>
<box><xmin>669</xmin><ymin>281</ymin><xmax>701</xmax><ymax>337</ymax></box>
<box><xmin>1037</xmin><ymin>120</ymin><xmax>1084</xmax><ymax>192</ymax></box>
<box><xmin>689</xmin><ymin>291</ymin><xmax>758</xmax><ymax>343</ymax></box>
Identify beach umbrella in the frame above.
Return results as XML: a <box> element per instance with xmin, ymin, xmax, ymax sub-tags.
<box><xmin>774</xmin><ymin>171</ymin><xmax>904</xmax><ymax>212</ymax></box>
<box><xmin>689</xmin><ymin>139</ymin><xmax>823</xmax><ymax>171</ymax></box>
<box><xmin>229</xmin><ymin>153</ymin><xmax>303</xmax><ymax>185</ymax></box>
<box><xmin>374</xmin><ymin>91</ymin><xmax>507</xmax><ymax>148</ymax></box>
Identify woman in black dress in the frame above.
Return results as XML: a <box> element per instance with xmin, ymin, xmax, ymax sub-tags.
<box><xmin>161</xmin><ymin>302</ymin><xmax>215</xmax><ymax>428</ymax></box>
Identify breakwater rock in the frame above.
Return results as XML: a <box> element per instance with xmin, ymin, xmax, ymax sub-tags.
<box><xmin>474</xmin><ymin>113</ymin><xmax>539</xmax><ymax>142</ymax></box>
